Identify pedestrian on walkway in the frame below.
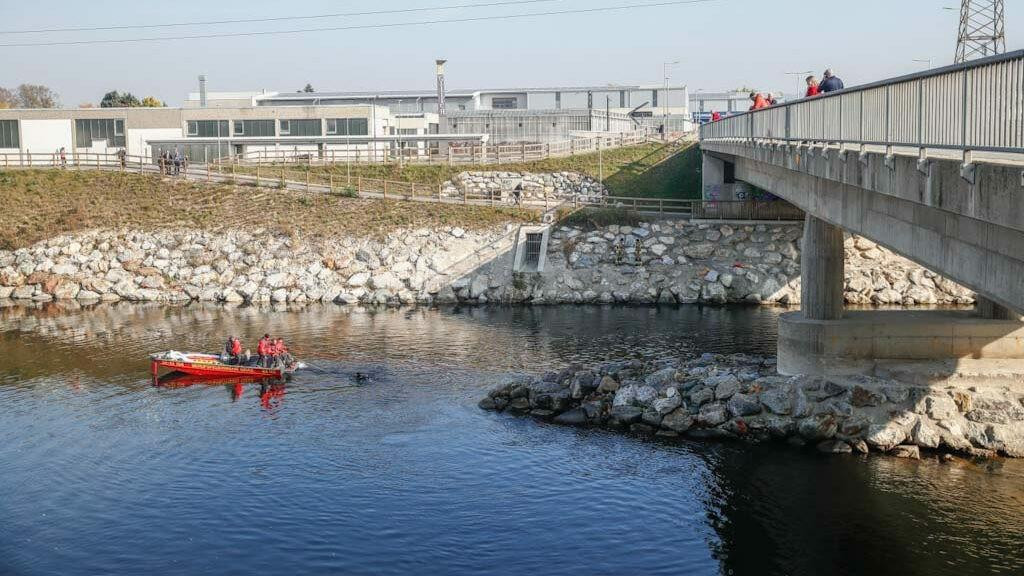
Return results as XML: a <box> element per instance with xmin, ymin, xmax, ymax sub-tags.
<box><xmin>819</xmin><ymin>69</ymin><xmax>845</xmax><ymax>93</ymax></box>
<box><xmin>805</xmin><ymin>75</ymin><xmax>821</xmax><ymax>97</ymax></box>
<box><xmin>748</xmin><ymin>92</ymin><xmax>769</xmax><ymax>111</ymax></box>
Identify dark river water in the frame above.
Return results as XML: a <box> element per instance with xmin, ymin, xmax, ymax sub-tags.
<box><xmin>0</xmin><ymin>303</ymin><xmax>1022</xmax><ymax>576</ymax></box>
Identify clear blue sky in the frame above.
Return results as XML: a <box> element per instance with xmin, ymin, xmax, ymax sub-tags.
<box><xmin>0</xmin><ymin>0</ymin><xmax>1018</xmax><ymax>106</ymax></box>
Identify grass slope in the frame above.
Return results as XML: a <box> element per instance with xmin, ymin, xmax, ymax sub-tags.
<box><xmin>243</xmin><ymin>140</ymin><xmax>702</xmax><ymax>200</ymax></box>
<box><xmin>0</xmin><ymin>170</ymin><xmax>534</xmax><ymax>250</ymax></box>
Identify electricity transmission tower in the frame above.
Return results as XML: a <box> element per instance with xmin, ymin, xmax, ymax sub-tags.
<box><xmin>955</xmin><ymin>0</ymin><xmax>1006</xmax><ymax>63</ymax></box>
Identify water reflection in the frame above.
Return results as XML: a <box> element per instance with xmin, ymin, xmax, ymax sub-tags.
<box><xmin>701</xmin><ymin>446</ymin><xmax>1024</xmax><ymax>576</ymax></box>
<box><xmin>0</xmin><ymin>302</ymin><xmax>1021</xmax><ymax>576</ymax></box>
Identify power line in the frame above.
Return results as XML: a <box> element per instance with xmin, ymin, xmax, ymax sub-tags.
<box><xmin>0</xmin><ymin>0</ymin><xmax>564</xmax><ymax>35</ymax></box>
<box><xmin>0</xmin><ymin>0</ymin><xmax>719</xmax><ymax>48</ymax></box>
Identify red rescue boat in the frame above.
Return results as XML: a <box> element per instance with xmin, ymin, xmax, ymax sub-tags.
<box><xmin>149</xmin><ymin>351</ymin><xmax>299</xmax><ymax>380</ymax></box>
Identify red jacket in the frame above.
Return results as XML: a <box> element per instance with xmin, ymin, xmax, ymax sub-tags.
<box><xmin>749</xmin><ymin>94</ymin><xmax>769</xmax><ymax>110</ymax></box>
<box><xmin>257</xmin><ymin>338</ymin><xmax>269</xmax><ymax>355</ymax></box>
<box><xmin>806</xmin><ymin>85</ymin><xmax>821</xmax><ymax>97</ymax></box>
<box><xmin>231</xmin><ymin>339</ymin><xmax>242</xmax><ymax>355</ymax></box>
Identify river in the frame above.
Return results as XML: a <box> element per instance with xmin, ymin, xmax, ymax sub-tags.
<box><xmin>0</xmin><ymin>303</ymin><xmax>1021</xmax><ymax>576</ymax></box>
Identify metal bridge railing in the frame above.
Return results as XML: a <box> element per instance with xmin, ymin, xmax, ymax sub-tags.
<box><xmin>699</xmin><ymin>50</ymin><xmax>1024</xmax><ymax>155</ymax></box>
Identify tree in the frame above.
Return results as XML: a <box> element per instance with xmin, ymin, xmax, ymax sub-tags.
<box><xmin>302</xmin><ymin>83</ymin><xmax>315</xmax><ymax>93</ymax></box>
<box><xmin>100</xmin><ymin>90</ymin><xmax>142</xmax><ymax>108</ymax></box>
<box><xmin>0</xmin><ymin>87</ymin><xmax>15</xmax><ymax>109</ymax></box>
<box><xmin>141</xmin><ymin>96</ymin><xmax>165</xmax><ymax>107</ymax></box>
<box><xmin>16</xmin><ymin>84</ymin><xmax>59</xmax><ymax>108</ymax></box>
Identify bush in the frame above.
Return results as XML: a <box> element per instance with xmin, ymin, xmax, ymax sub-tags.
<box><xmin>333</xmin><ymin>185</ymin><xmax>359</xmax><ymax>198</ymax></box>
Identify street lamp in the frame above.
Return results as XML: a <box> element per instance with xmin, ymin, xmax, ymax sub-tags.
<box><xmin>786</xmin><ymin>71</ymin><xmax>813</xmax><ymax>97</ymax></box>
<box><xmin>397</xmin><ymin>99</ymin><xmax>403</xmax><ymax>168</ymax></box>
<box><xmin>663</xmin><ymin>60</ymin><xmax>679</xmax><ymax>118</ymax></box>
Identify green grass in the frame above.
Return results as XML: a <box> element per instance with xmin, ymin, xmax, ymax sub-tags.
<box><xmin>240</xmin><ymin>139</ymin><xmax>703</xmax><ymax>200</ymax></box>
<box><xmin>603</xmin><ymin>141</ymin><xmax>702</xmax><ymax>199</ymax></box>
<box><xmin>0</xmin><ymin>170</ymin><xmax>536</xmax><ymax>250</ymax></box>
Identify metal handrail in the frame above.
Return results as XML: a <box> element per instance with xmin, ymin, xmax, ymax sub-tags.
<box><xmin>699</xmin><ymin>49</ymin><xmax>1024</xmax><ymax>154</ymax></box>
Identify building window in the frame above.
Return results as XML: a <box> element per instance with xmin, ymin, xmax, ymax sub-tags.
<box><xmin>233</xmin><ymin>120</ymin><xmax>244</xmax><ymax>136</ymax></box>
<box><xmin>0</xmin><ymin>120</ymin><xmax>20</xmax><ymax>148</ymax></box>
<box><xmin>523</xmin><ymin>233</ymin><xmax>543</xmax><ymax>270</ymax></box>
<box><xmin>238</xmin><ymin>120</ymin><xmax>274</xmax><ymax>137</ymax></box>
<box><xmin>349</xmin><ymin>118</ymin><xmax>368</xmax><ymax>135</ymax></box>
<box><xmin>325</xmin><ymin>118</ymin><xmax>369</xmax><ymax>136</ymax></box>
<box><xmin>185</xmin><ymin>120</ymin><xmax>229</xmax><ymax>138</ymax></box>
<box><xmin>74</xmin><ymin>119</ymin><xmax>126</xmax><ymax>148</ymax></box>
<box><xmin>492</xmin><ymin>97</ymin><xmax>517</xmax><ymax>109</ymax></box>
<box><xmin>280</xmin><ymin>119</ymin><xmax>321</xmax><ymax>137</ymax></box>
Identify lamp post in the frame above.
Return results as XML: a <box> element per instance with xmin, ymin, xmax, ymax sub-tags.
<box><xmin>662</xmin><ymin>60</ymin><xmax>679</xmax><ymax>118</ymax></box>
<box><xmin>786</xmin><ymin>71</ymin><xmax>813</xmax><ymax>97</ymax></box>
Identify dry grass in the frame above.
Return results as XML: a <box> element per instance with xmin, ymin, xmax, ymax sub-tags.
<box><xmin>0</xmin><ymin>170</ymin><xmax>536</xmax><ymax>250</ymax></box>
<box><xmin>238</xmin><ymin>140</ymin><xmax>702</xmax><ymax>199</ymax></box>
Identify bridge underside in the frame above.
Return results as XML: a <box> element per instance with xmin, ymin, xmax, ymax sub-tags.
<box><xmin>702</xmin><ymin>142</ymin><xmax>1024</xmax><ymax>380</ymax></box>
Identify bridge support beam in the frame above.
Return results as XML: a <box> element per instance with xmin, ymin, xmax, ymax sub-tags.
<box><xmin>976</xmin><ymin>296</ymin><xmax>1024</xmax><ymax>321</ymax></box>
<box><xmin>800</xmin><ymin>215</ymin><xmax>844</xmax><ymax>321</ymax></box>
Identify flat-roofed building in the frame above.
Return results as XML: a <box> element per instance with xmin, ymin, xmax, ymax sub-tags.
<box><xmin>0</xmin><ymin>105</ymin><xmax>482</xmax><ymax>164</ymax></box>
<box><xmin>190</xmin><ymin>83</ymin><xmax>691</xmax><ymax>142</ymax></box>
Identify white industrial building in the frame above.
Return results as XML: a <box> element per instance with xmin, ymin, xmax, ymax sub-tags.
<box><xmin>189</xmin><ymin>82</ymin><xmax>692</xmax><ymax>143</ymax></box>
<box><xmin>0</xmin><ymin>78</ymin><xmax>691</xmax><ymax>163</ymax></box>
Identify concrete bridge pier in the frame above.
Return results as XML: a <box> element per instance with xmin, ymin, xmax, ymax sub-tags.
<box><xmin>779</xmin><ymin>215</ymin><xmax>1024</xmax><ymax>380</ymax></box>
<box><xmin>800</xmin><ymin>215</ymin><xmax>844</xmax><ymax>321</ymax></box>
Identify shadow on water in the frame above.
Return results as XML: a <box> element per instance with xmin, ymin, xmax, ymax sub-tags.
<box><xmin>690</xmin><ymin>443</ymin><xmax>1024</xmax><ymax>576</ymax></box>
<box><xmin>0</xmin><ymin>302</ymin><xmax>1022</xmax><ymax>576</ymax></box>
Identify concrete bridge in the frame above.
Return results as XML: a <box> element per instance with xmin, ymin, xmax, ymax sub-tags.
<box><xmin>700</xmin><ymin>51</ymin><xmax>1024</xmax><ymax>380</ymax></box>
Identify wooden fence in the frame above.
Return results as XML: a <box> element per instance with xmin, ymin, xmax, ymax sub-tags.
<box><xmin>0</xmin><ymin>150</ymin><xmax>804</xmax><ymax>221</ymax></box>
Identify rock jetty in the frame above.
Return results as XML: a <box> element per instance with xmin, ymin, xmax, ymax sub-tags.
<box><xmin>480</xmin><ymin>354</ymin><xmax>1024</xmax><ymax>458</ymax></box>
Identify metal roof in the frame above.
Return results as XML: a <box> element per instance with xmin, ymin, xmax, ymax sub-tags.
<box><xmin>256</xmin><ymin>84</ymin><xmax>688</xmax><ymax>102</ymax></box>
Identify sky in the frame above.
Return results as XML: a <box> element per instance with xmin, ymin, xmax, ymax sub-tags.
<box><xmin>0</xmin><ymin>0</ymin><xmax>1019</xmax><ymax>107</ymax></box>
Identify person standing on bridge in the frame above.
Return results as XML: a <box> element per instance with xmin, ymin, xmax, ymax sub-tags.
<box><xmin>819</xmin><ymin>69</ymin><xmax>845</xmax><ymax>93</ymax></box>
<box><xmin>748</xmin><ymin>92</ymin><xmax>769</xmax><ymax>111</ymax></box>
<box><xmin>805</xmin><ymin>76</ymin><xmax>821</xmax><ymax>97</ymax></box>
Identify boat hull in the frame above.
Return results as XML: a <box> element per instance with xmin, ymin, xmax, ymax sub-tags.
<box><xmin>152</xmin><ymin>359</ymin><xmax>286</xmax><ymax>379</ymax></box>
<box><xmin>149</xmin><ymin>352</ymin><xmax>295</xmax><ymax>380</ymax></box>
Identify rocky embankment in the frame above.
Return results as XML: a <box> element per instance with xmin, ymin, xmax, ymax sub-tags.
<box><xmin>0</xmin><ymin>220</ymin><xmax>973</xmax><ymax>306</ymax></box>
<box><xmin>531</xmin><ymin>221</ymin><xmax>975</xmax><ymax>306</ymax></box>
<box><xmin>440</xmin><ymin>171</ymin><xmax>605</xmax><ymax>202</ymax></box>
<box><xmin>480</xmin><ymin>354</ymin><xmax>1024</xmax><ymax>458</ymax></box>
